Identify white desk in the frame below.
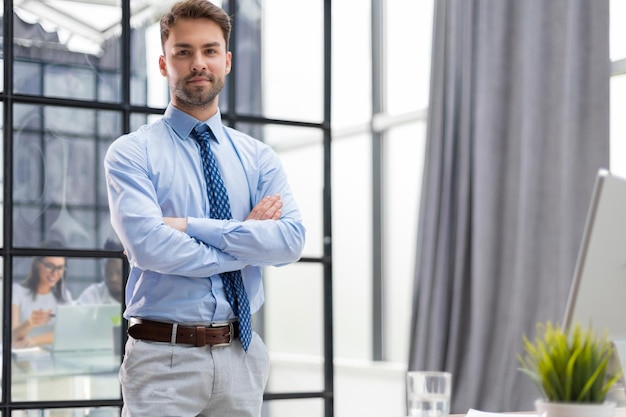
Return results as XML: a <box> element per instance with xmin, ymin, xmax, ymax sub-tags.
<box><xmin>451</xmin><ymin>408</ymin><xmax>626</xmax><ymax>416</ymax></box>
<box><xmin>11</xmin><ymin>348</ymin><xmax>121</xmax><ymax>402</ymax></box>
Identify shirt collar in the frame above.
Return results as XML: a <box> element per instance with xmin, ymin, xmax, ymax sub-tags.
<box><xmin>163</xmin><ymin>104</ymin><xmax>225</xmax><ymax>143</ymax></box>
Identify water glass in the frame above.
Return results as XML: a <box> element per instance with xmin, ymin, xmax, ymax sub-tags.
<box><xmin>406</xmin><ymin>371</ymin><xmax>452</xmax><ymax>417</ymax></box>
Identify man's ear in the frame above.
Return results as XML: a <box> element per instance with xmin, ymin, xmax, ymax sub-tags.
<box><xmin>225</xmin><ymin>51</ymin><xmax>232</xmax><ymax>75</ymax></box>
<box><xmin>159</xmin><ymin>55</ymin><xmax>167</xmax><ymax>77</ymax></box>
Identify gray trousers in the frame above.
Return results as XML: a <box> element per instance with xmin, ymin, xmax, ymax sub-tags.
<box><xmin>120</xmin><ymin>332</ymin><xmax>270</xmax><ymax>417</ymax></box>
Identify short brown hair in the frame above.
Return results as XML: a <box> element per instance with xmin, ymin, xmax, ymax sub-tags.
<box><xmin>160</xmin><ymin>0</ymin><xmax>232</xmax><ymax>52</ymax></box>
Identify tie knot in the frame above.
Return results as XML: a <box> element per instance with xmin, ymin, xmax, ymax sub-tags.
<box><xmin>193</xmin><ymin>124</ymin><xmax>212</xmax><ymax>144</ymax></box>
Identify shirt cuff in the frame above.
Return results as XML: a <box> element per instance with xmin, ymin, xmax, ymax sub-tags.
<box><xmin>186</xmin><ymin>217</ymin><xmax>227</xmax><ymax>249</ymax></box>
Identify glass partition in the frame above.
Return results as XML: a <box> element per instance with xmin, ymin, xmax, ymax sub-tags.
<box><xmin>263</xmin><ymin>262</ymin><xmax>324</xmax><ymax>393</ymax></box>
<box><xmin>12</xmin><ymin>104</ymin><xmax>121</xmax><ymax>249</ymax></box>
<box><xmin>12</xmin><ymin>407</ymin><xmax>119</xmax><ymax>417</ymax></box>
<box><xmin>236</xmin><ymin>123</ymin><xmax>325</xmax><ymax>259</ymax></box>
<box><xmin>11</xmin><ymin>255</ymin><xmax>123</xmax><ymax>403</ymax></box>
<box><xmin>13</xmin><ymin>1</ymin><xmax>124</xmax><ymax>103</ymax></box>
<box><xmin>257</xmin><ymin>0</ymin><xmax>324</xmax><ymax>122</ymax></box>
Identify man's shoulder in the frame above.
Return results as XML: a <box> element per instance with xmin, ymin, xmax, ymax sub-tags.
<box><xmin>119</xmin><ymin>118</ymin><xmax>169</xmax><ymax>143</ymax></box>
<box><xmin>107</xmin><ymin>118</ymin><xmax>171</xmax><ymax>154</ymax></box>
<box><xmin>223</xmin><ymin>125</ymin><xmax>272</xmax><ymax>152</ymax></box>
<box><xmin>224</xmin><ymin>125</ymin><xmax>256</xmax><ymax>141</ymax></box>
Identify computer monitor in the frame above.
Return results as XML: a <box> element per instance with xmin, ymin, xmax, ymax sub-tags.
<box><xmin>562</xmin><ymin>169</ymin><xmax>626</xmax><ymax>339</ymax></box>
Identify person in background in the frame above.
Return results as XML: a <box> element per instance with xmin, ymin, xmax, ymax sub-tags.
<box><xmin>12</xmin><ymin>247</ymin><xmax>72</xmax><ymax>347</ymax></box>
<box><xmin>76</xmin><ymin>238</ymin><xmax>124</xmax><ymax>305</ymax></box>
<box><xmin>104</xmin><ymin>1</ymin><xmax>306</xmax><ymax>416</ymax></box>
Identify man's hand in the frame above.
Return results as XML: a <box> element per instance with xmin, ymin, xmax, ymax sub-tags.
<box><xmin>247</xmin><ymin>194</ymin><xmax>283</xmax><ymax>220</ymax></box>
<box><xmin>163</xmin><ymin>195</ymin><xmax>282</xmax><ymax>229</ymax></box>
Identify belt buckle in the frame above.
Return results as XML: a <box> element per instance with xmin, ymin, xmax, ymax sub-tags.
<box><xmin>211</xmin><ymin>321</ymin><xmax>234</xmax><ymax>347</ymax></box>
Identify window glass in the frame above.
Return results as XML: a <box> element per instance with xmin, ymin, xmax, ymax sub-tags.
<box><xmin>44</xmin><ymin>65</ymin><xmax>96</xmax><ymax>100</ymax></box>
<box><xmin>611</xmin><ymin>0</ymin><xmax>626</xmax><ymax>61</ymax></box>
<box><xmin>13</xmin><ymin>1</ymin><xmax>123</xmax><ymax>103</ymax></box>
<box><xmin>263</xmin><ymin>398</ymin><xmax>324</xmax><ymax>417</ymax></box>
<box><xmin>384</xmin><ymin>122</ymin><xmax>428</xmax><ymax>363</ymax></box>
<box><xmin>331</xmin><ymin>132</ymin><xmax>372</xmax><ymax>360</ymax></box>
<box><xmin>130</xmin><ymin>112</ymin><xmax>161</xmax><ymax>132</ymax></box>
<box><xmin>11</xmin><ymin>407</ymin><xmax>120</xmax><ymax>417</ymax></box>
<box><xmin>14</xmin><ymin>61</ymin><xmax>42</xmax><ymax>95</ymax></box>
<box><xmin>611</xmin><ymin>75</ymin><xmax>626</xmax><ymax>177</ymax></box>
<box><xmin>0</xmin><ymin>257</ymin><xmax>3</xmax><ymax>400</ymax></box>
<box><xmin>263</xmin><ymin>262</ymin><xmax>324</xmax><ymax>392</ymax></box>
<box><xmin>236</xmin><ymin>122</ymin><xmax>324</xmax><ymax>258</ymax></box>
<box><xmin>259</xmin><ymin>0</ymin><xmax>324</xmax><ymax>122</ymax></box>
<box><xmin>131</xmin><ymin>0</ymin><xmax>178</xmax><ymax>108</ymax></box>
<box><xmin>13</xmin><ymin>104</ymin><xmax>122</xmax><ymax>249</ymax></box>
<box><xmin>386</xmin><ymin>0</ymin><xmax>434</xmax><ymax>115</ymax></box>
<box><xmin>0</xmin><ymin>102</ymin><xmax>3</xmax><ymax>244</ymax></box>
<box><xmin>11</xmin><ymin>255</ymin><xmax>123</xmax><ymax>402</ymax></box>
<box><xmin>332</xmin><ymin>0</ymin><xmax>372</xmax><ymax>130</ymax></box>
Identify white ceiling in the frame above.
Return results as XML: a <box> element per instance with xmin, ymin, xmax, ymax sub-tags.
<box><xmin>13</xmin><ymin>0</ymin><xmax>174</xmax><ymax>55</ymax></box>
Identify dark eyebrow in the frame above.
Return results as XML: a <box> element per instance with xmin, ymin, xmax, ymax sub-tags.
<box><xmin>172</xmin><ymin>41</ymin><xmax>223</xmax><ymax>49</ymax></box>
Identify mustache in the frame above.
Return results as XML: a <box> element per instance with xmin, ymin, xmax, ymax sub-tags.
<box><xmin>186</xmin><ymin>72</ymin><xmax>214</xmax><ymax>82</ymax></box>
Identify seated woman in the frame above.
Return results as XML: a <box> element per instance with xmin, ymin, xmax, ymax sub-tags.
<box><xmin>12</xmin><ymin>254</ymin><xmax>73</xmax><ymax>347</ymax></box>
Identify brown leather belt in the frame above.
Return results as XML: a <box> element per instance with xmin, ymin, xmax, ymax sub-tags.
<box><xmin>128</xmin><ymin>318</ymin><xmax>239</xmax><ymax>347</ymax></box>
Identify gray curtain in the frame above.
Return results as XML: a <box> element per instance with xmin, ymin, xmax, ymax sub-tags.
<box><xmin>409</xmin><ymin>0</ymin><xmax>610</xmax><ymax>413</ymax></box>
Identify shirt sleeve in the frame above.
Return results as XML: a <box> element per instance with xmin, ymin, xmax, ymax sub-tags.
<box><xmin>186</xmin><ymin>143</ymin><xmax>306</xmax><ymax>266</ymax></box>
<box><xmin>104</xmin><ymin>133</ymin><xmax>247</xmax><ymax>277</ymax></box>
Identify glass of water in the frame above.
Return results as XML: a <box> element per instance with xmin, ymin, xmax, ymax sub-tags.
<box><xmin>406</xmin><ymin>371</ymin><xmax>452</xmax><ymax>417</ymax></box>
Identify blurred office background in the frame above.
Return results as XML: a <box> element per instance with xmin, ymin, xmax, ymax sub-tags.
<box><xmin>0</xmin><ymin>0</ymin><xmax>624</xmax><ymax>416</ymax></box>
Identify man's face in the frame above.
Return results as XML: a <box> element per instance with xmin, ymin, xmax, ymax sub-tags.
<box><xmin>159</xmin><ymin>18</ymin><xmax>231</xmax><ymax>112</ymax></box>
<box><xmin>104</xmin><ymin>258</ymin><xmax>123</xmax><ymax>302</ymax></box>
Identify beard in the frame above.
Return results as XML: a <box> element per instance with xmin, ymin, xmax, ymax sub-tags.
<box><xmin>169</xmin><ymin>71</ymin><xmax>225</xmax><ymax>109</ymax></box>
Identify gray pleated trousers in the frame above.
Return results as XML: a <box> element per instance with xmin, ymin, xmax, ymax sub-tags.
<box><xmin>120</xmin><ymin>332</ymin><xmax>270</xmax><ymax>417</ymax></box>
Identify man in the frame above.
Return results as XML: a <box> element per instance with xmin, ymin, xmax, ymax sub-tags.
<box><xmin>76</xmin><ymin>238</ymin><xmax>124</xmax><ymax>305</ymax></box>
<box><xmin>103</xmin><ymin>1</ymin><xmax>306</xmax><ymax>416</ymax></box>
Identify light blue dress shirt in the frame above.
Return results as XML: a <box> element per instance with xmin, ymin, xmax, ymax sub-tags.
<box><xmin>104</xmin><ymin>104</ymin><xmax>306</xmax><ymax>324</ymax></box>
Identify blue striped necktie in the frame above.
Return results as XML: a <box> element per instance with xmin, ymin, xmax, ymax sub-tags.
<box><xmin>192</xmin><ymin>124</ymin><xmax>252</xmax><ymax>351</ymax></box>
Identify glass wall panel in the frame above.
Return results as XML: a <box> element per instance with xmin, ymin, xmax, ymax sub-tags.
<box><xmin>259</xmin><ymin>0</ymin><xmax>324</xmax><ymax>122</ymax></box>
<box><xmin>129</xmin><ymin>112</ymin><xmax>161</xmax><ymax>132</ymax></box>
<box><xmin>0</xmin><ymin>256</ymin><xmax>3</xmax><ymax>400</ymax></box>
<box><xmin>14</xmin><ymin>61</ymin><xmax>42</xmax><ymax>95</ymax></box>
<box><xmin>332</xmin><ymin>133</ymin><xmax>372</xmax><ymax>360</ymax></box>
<box><xmin>611</xmin><ymin>75</ymin><xmax>626</xmax><ymax>177</ymax></box>
<box><xmin>0</xmin><ymin>0</ymin><xmax>4</xmax><ymax>92</ymax></box>
<box><xmin>11</xmin><ymin>254</ymin><xmax>123</xmax><ymax>402</ymax></box>
<box><xmin>13</xmin><ymin>104</ymin><xmax>122</xmax><ymax>249</ymax></box>
<box><xmin>12</xmin><ymin>407</ymin><xmax>119</xmax><ymax>417</ymax></box>
<box><xmin>237</xmin><ymin>123</ymin><xmax>325</xmax><ymax>258</ymax></box>
<box><xmin>386</xmin><ymin>1</ymin><xmax>434</xmax><ymax>115</ymax></box>
<box><xmin>332</xmin><ymin>0</ymin><xmax>372</xmax><ymax>130</ymax></box>
<box><xmin>384</xmin><ymin>122</ymin><xmax>427</xmax><ymax>363</ymax></box>
<box><xmin>611</xmin><ymin>0</ymin><xmax>626</xmax><ymax>60</ymax></box>
<box><xmin>263</xmin><ymin>262</ymin><xmax>324</xmax><ymax>392</ymax></box>
<box><xmin>13</xmin><ymin>1</ymin><xmax>123</xmax><ymax>103</ymax></box>
<box><xmin>130</xmin><ymin>0</ymin><xmax>178</xmax><ymax>108</ymax></box>
<box><xmin>263</xmin><ymin>398</ymin><xmax>324</xmax><ymax>417</ymax></box>
<box><xmin>0</xmin><ymin>102</ymin><xmax>4</xmax><ymax>244</ymax></box>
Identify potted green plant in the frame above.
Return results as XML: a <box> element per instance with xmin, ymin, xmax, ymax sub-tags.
<box><xmin>518</xmin><ymin>321</ymin><xmax>623</xmax><ymax>417</ymax></box>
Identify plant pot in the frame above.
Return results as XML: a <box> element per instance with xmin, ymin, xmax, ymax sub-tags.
<box><xmin>535</xmin><ymin>399</ymin><xmax>616</xmax><ymax>417</ymax></box>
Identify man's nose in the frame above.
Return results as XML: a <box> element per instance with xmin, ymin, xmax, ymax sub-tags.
<box><xmin>191</xmin><ymin>53</ymin><xmax>206</xmax><ymax>72</ymax></box>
